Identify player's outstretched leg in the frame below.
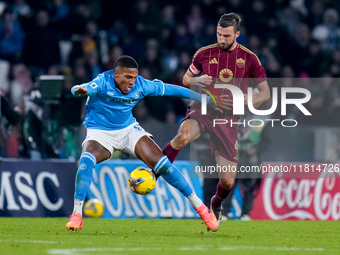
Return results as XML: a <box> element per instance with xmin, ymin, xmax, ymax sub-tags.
<box><xmin>154</xmin><ymin>156</ymin><xmax>218</xmax><ymax>231</ymax></box>
<box><xmin>66</xmin><ymin>152</ymin><xmax>96</xmax><ymax>231</ymax></box>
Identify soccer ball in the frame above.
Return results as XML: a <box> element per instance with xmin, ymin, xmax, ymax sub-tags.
<box><xmin>84</xmin><ymin>199</ymin><xmax>104</xmax><ymax>217</ymax></box>
<box><xmin>128</xmin><ymin>167</ymin><xmax>156</xmax><ymax>195</ymax></box>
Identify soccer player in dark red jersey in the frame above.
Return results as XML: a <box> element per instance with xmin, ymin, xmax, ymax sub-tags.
<box><xmin>163</xmin><ymin>13</ymin><xmax>270</xmax><ymax>231</ymax></box>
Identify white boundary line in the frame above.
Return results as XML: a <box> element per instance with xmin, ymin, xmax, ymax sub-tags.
<box><xmin>0</xmin><ymin>240</ymin><xmax>59</xmax><ymax>244</ymax></box>
<box><xmin>48</xmin><ymin>245</ymin><xmax>327</xmax><ymax>255</ymax></box>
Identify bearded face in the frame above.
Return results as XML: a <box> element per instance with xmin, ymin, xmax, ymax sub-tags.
<box><xmin>217</xmin><ymin>26</ymin><xmax>240</xmax><ymax>51</ymax></box>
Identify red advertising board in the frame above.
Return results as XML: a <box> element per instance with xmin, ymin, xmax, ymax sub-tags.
<box><xmin>250</xmin><ymin>163</ymin><xmax>340</xmax><ymax>221</ymax></box>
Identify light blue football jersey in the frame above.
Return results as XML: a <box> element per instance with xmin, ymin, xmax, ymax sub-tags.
<box><xmin>71</xmin><ymin>70</ymin><xmax>191</xmax><ymax>130</ymax></box>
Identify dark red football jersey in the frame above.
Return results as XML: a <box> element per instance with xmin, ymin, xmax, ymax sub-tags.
<box><xmin>189</xmin><ymin>43</ymin><xmax>267</xmax><ymax>114</ymax></box>
<box><xmin>185</xmin><ymin>43</ymin><xmax>267</xmax><ymax>162</ymax></box>
<box><xmin>190</xmin><ymin>43</ymin><xmax>267</xmax><ymax>91</ymax></box>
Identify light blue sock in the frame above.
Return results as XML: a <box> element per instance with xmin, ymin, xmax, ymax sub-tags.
<box><xmin>154</xmin><ymin>156</ymin><xmax>193</xmax><ymax>197</ymax></box>
<box><xmin>74</xmin><ymin>152</ymin><xmax>96</xmax><ymax>201</ymax></box>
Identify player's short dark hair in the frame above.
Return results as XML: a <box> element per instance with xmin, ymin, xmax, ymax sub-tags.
<box><xmin>218</xmin><ymin>13</ymin><xmax>241</xmax><ymax>32</ymax></box>
<box><xmin>114</xmin><ymin>55</ymin><xmax>139</xmax><ymax>69</ymax></box>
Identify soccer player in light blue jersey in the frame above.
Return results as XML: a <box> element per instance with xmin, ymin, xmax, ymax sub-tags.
<box><xmin>66</xmin><ymin>55</ymin><xmax>219</xmax><ymax>231</ymax></box>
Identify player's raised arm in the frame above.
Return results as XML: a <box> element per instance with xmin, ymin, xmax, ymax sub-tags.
<box><xmin>142</xmin><ymin>78</ymin><xmax>205</xmax><ymax>102</ymax></box>
<box><xmin>71</xmin><ymin>73</ymin><xmax>104</xmax><ymax>97</ymax></box>
<box><xmin>71</xmin><ymin>82</ymin><xmax>100</xmax><ymax>97</ymax></box>
<box><xmin>162</xmin><ymin>83</ymin><xmax>205</xmax><ymax>102</ymax></box>
<box><xmin>165</xmin><ymin>83</ymin><xmax>234</xmax><ymax>110</ymax></box>
<box><xmin>71</xmin><ymin>85</ymin><xmax>88</xmax><ymax>96</ymax></box>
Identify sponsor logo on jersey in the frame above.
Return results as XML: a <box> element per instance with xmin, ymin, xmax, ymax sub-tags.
<box><xmin>113</xmin><ymin>99</ymin><xmax>137</xmax><ymax>104</ymax></box>
<box><xmin>219</xmin><ymin>68</ymin><xmax>233</xmax><ymax>82</ymax></box>
<box><xmin>209</xmin><ymin>58</ymin><xmax>218</xmax><ymax>64</ymax></box>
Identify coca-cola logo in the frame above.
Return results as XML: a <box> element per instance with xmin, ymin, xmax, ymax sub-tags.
<box><xmin>263</xmin><ymin>170</ymin><xmax>340</xmax><ymax>220</ymax></box>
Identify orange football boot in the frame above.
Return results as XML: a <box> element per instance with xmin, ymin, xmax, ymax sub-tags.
<box><xmin>66</xmin><ymin>213</ymin><xmax>83</xmax><ymax>231</ymax></box>
<box><xmin>194</xmin><ymin>203</ymin><xmax>219</xmax><ymax>231</ymax></box>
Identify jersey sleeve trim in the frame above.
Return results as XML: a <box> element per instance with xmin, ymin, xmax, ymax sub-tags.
<box><xmin>239</xmin><ymin>45</ymin><xmax>262</xmax><ymax>66</ymax></box>
<box><xmin>162</xmin><ymin>80</ymin><xmax>165</xmax><ymax>95</ymax></box>
<box><xmin>193</xmin><ymin>43</ymin><xmax>219</xmax><ymax>58</ymax></box>
<box><xmin>153</xmin><ymin>79</ymin><xmax>165</xmax><ymax>95</ymax></box>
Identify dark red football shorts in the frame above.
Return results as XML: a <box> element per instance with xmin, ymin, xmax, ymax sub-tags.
<box><xmin>184</xmin><ymin>104</ymin><xmax>239</xmax><ymax>163</ymax></box>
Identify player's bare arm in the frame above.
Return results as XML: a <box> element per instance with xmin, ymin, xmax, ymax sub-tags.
<box><xmin>251</xmin><ymin>81</ymin><xmax>271</xmax><ymax>108</ymax></box>
<box><xmin>183</xmin><ymin>69</ymin><xmax>197</xmax><ymax>86</ymax></box>
<box><xmin>183</xmin><ymin>69</ymin><xmax>212</xmax><ymax>87</ymax></box>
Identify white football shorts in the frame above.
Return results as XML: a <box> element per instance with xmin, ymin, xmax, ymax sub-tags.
<box><xmin>82</xmin><ymin>122</ymin><xmax>152</xmax><ymax>157</ymax></box>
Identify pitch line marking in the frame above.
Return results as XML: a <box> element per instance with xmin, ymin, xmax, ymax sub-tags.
<box><xmin>0</xmin><ymin>239</ymin><xmax>59</xmax><ymax>244</ymax></box>
<box><xmin>48</xmin><ymin>245</ymin><xmax>327</xmax><ymax>254</ymax></box>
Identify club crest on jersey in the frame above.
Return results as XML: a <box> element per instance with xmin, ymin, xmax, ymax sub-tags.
<box><xmin>133</xmin><ymin>92</ymin><xmax>140</xmax><ymax>99</ymax></box>
<box><xmin>219</xmin><ymin>68</ymin><xmax>233</xmax><ymax>82</ymax></box>
<box><xmin>236</xmin><ymin>58</ymin><xmax>245</xmax><ymax>68</ymax></box>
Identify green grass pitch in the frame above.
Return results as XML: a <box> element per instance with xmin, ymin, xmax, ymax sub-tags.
<box><xmin>0</xmin><ymin>218</ymin><xmax>339</xmax><ymax>255</ymax></box>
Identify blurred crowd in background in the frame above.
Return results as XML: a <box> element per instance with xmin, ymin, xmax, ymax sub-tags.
<box><xmin>1</xmin><ymin>0</ymin><xmax>340</xmax><ymax>160</ymax></box>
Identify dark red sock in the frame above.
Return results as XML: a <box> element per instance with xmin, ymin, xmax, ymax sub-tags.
<box><xmin>162</xmin><ymin>142</ymin><xmax>179</xmax><ymax>163</ymax></box>
<box><xmin>212</xmin><ymin>181</ymin><xmax>233</xmax><ymax>209</ymax></box>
